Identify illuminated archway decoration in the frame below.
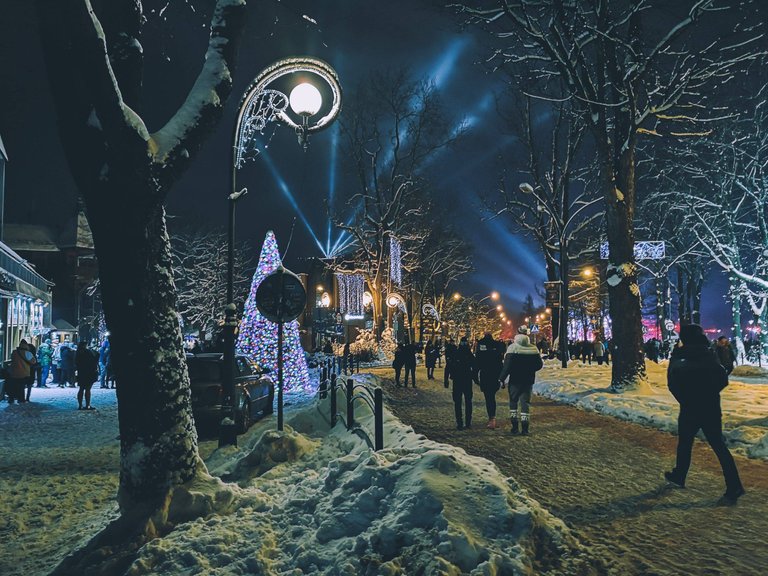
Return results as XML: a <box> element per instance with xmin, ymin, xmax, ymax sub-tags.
<box><xmin>386</xmin><ymin>292</ymin><xmax>407</xmax><ymax>314</ymax></box>
<box><xmin>362</xmin><ymin>291</ymin><xmax>373</xmax><ymax>309</ymax></box>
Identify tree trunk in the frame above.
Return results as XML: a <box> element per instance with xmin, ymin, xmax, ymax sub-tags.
<box><xmin>90</xmin><ymin>197</ymin><xmax>199</xmax><ymax>511</ymax></box>
<box><xmin>729</xmin><ymin>275</ymin><xmax>745</xmax><ymax>362</ymax></box>
<box><xmin>603</xmin><ymin>141</ymin><xmax>647</xmax><ymax>391</ymax></box>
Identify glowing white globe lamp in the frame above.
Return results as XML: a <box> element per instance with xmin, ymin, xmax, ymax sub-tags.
<box><xmin>289</xmin><ymin>82</ymin><xmax>322</xmax><ymax>117</ymax></box>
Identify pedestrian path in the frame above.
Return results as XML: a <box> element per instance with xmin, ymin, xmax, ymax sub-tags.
<box><xmin>376</xmin><ymin>366</ymin><xmax>768</xmax><ymax>576</ymax></box>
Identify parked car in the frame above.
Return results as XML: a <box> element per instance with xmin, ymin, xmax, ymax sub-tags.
<box><xmin>187</xmin><ymin>353</ymin><xmax>274</xmax><ymax>433</ymax></box>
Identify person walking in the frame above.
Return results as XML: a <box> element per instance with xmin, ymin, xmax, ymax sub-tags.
<box><xmin>474</xmin><ymin>332</ymin><xmax>503</xmax><ymax>429</ymax></box>
<box><xmin>425</xmin><ymin>339</ymin><xmax>439</xmax><ymax>380</ymax></box>
<box><xmin>713</xmin><ymin>335</ymin><xmax>737</xmax><ymax>375</ymax></box>
<box><xmin>447</xmin><ymin>336</ymin><xmax>476</xmax><ymax>430</ymax></box>
<box><xmin>498</xmin><ymin>329</ymin><xmax>543</xmax><ymax>435</ymax></box>
<box><xmin>403</xmin><ymin>339</ymin><xmax>417</xmax><ymax>388</ymax></box>
<box><xmin>443</xmin><ymin>337</ymin><xmax>457</xmax><ymax>387</ymax></box>
<box><xmin>98</xmin><ymin>338</ymin><xmax>112</xmax><ymax>389</ymax></box>
<box><xmin>60</xmin><ymin>342</ymin><xmax>76</xmax><ymax>387</ymax></box>
<box><xmin>24</xmin><ymin>342</ymin><xmax>39</xmax><ymax>401</ymax></box>
<box><xmin>593</xmin><ymin>336</ymin><xmax>606</xmax><ymax>366</ymax></box>
<box><xmin>8</xmin><ymin>340</ymin><xmax>36</xmax><ymax>404</ymax></box>
<box><xmin>665</xmin><ymin>324</ymin><xmax>745</xmax><ymax>504</ymax></box>
<box><xmin>75</xmin><ymin>341</ymin><xmax>99</xmax><ymax>410</ymax></box>
<box><xmin>37</xmin><ymin>338</ymin><xmax>54</xmax><ymax>387</ymax></box>
<box><xmin>392</xmin><ymin>343</ymin><xmax>406</xmax><ymax>387</ymax></box>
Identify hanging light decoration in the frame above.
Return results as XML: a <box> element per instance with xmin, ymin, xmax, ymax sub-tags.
<box><xmin>389</xmin><ymin>236</ymin><xmax>402</xmax><ymax>286</ymax></box>
<box><xmin>335</xmin><ymin>273</ymin><xmax>365</xmax><ymax>315</ymax></box>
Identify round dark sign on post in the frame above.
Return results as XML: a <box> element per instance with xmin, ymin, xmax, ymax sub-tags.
<box><xmin>254</xmin><ymin>267</ymin><xmax>306</xmax><ymax>433</ymax></box>
<box><xmin>255</xmin><ymin>267</ymin><xmax>307</xmax><ymax>323</ymax></box>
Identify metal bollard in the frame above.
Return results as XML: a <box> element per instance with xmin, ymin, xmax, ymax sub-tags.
<box><xmin>330</xmin><ymin>376</ymin><xmax>337</xmax><ymax>428</ymax></box>
<box><xmin>319</xmin><ymin>378</ymin><xmax>327</xmax><ymax>399</ymax></box>
<box><xmin>346</xmin><ymin>379</ymin><xmax>354</xmax><ymax>430</ymax></box>
<box><xmin>374</xmin><ymin>388</ymin><xmax>383</xmax><ymax>451</ymax></box>
<box><xmin>321</xmin><ymin>366</ymin><xmax>327</xmax><ymax>384</ymax></box>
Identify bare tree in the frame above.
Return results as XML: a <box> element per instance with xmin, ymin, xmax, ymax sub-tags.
<box><xmin>453</xmin><ymin>0</ymin><xmax>763</xmax><ymax>390</ymax></box>
<box><xmin>35</xmin><ymin>0</ymin><xmax>247</xmax><ymax>559</ymax></box>
<box><xmin>171</xmin><ymin>228</ymin><xmax>253</xmax><ymax>338</ymax></box>
<box><xmin>492</xmin><ymin>94</ymin><xmax>601</xmax><ymax>366</ymax></box>
<box><xmin>334</xmin><ymin>69</ymin><xmax>462</xmax><ymax>336</ymax></box>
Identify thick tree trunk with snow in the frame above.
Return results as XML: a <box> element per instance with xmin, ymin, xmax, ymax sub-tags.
<box><xmin>36</xmin><ymin>0</ymin><xmax>247</xmax><ymax>512</ymax></box>
<box><xmin>603</xmin><ymin>142</ymin><xmax>647</xmax><ymax>391</ymax></box>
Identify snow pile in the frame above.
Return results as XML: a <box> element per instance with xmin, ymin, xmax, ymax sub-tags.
<box><xmin>535</xmin><ymin>360</ymin><xmax>768</xmax><ymax>460</ymax></box>
<box><xmin>731</xmin><ymin>364</ymin><xmax>768</xmax><ymax>378</ymax></box>
<box><xmin>126</xmin><ymin>375</ymin><xmax>591</xmax><ymax>575</ymax></box>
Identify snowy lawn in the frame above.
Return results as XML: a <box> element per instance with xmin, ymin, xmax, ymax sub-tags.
<box><xmin>535</xmin><ymin>360</ymin><xmax>768</xmax><ymax>460</ymax></box>
<box><xmin>1</xmin><ymin>377</ymin><xmax>596</xmax><ymax>575</ymax></box>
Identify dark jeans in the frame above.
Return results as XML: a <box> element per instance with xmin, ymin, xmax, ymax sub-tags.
<box><xmin>452</xmin><ymin>380</ymin><xmax>473</xmax><ymax>427</ymax></box>
<box><xmin>673</xmin><ymin>408</ymin><xmax>742</xmax><ymax>492</ymax></box>
<box><xmin>404</xmin><ymin>364</ymin><xmax>416</xmax><ymax>387</ymax></box>
<box><xmin>60</xmin><ymin>368</ymin><xmax>75</xmax><ymax>387</ymax></box>
<box><xmin>394</xmin><ymin>365</ymin><xmax>403</xmax><ymax>386</ymax></box>
<box><xmin>482</xmin><ymin>388</ymin><xmax>497</xmax><ymax>419</ymax></box>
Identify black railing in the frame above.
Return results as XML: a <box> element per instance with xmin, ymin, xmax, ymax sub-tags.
<box><xmin>318</xmin><ymin>371</ymin><xmax>383</xmax><ymax>451</ymax></box>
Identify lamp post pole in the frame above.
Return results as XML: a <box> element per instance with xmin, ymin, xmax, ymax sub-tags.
<box><xmin>218</xmin><ymin>57</ymin><xmax>342</xmax><ymax>447</ymax></box>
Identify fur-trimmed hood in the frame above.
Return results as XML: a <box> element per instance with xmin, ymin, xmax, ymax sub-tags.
<box><xmin>506</xmin><ymin>334</ymin><xmax>540</xmax><ymax>355</ymax></box>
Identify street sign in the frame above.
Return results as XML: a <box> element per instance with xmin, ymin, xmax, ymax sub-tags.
<box><xmin>255</xmin><ymin>267</ymin><xmax>307</xmax><ymax>323</ymax></box>
<box><xmin>544</xmin><ymin>281</ymin><xmax>561</xmax><ymax>308</ymax></box>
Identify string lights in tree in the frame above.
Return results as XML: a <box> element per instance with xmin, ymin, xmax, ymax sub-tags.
<box><xmin>236</xmin><ymin>231</ymin><xmax>311</xmax><ymax>393</ymax></box>
<box><xmin>390</xmin><ymin>236</ymin><xmax>402</xmax><ymax>286</ymax></box>
<box><xmin>335</xmin><ymin>273</ymin><xmax>365</xmax><ymax>316</ymax></box>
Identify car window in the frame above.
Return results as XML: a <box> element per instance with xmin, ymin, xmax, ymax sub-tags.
<box><xmin>236</xmin><ymin>357</ymin><xmax>252</xmax><ymax>376</ymax></box>
<box><xmin>187</xmin><ymin>361</ymin><xmax>221</xmax><ymax>381</ymax></box>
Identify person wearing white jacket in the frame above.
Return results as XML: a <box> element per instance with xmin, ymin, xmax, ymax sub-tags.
<box><xmin>498</xmin><ymin>331</ymin><xmax>543</xmax><ymax>435</ymax></box>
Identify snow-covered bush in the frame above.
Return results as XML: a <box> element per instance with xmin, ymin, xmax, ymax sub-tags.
<box><xmin>380</xmin><ymin>327</ymin><xmax>397</xmax><ymax>360</ymax></box>
<box><xmin>350</xmin><ymin>329</ymin><xmax>379</xmax><ymax>362</ymax></box>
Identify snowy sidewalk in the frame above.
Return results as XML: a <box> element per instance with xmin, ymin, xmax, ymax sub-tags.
<box><xmin>535</xmin><ymin>360</ymin><xmax>768</xmax><ymax>460</ymax></box>
<box><xmin>381</xmin><ymin>365</ymin><xmax>768</xmax><ymax>576</ymax></box>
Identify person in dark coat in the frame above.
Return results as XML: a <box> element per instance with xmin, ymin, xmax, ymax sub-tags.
<box><xmin>498</xmin><ymin>331</ymin><xmax>544</xmax><ymax>435</ymax></box>
<box><xmin>75</xmin><ymin>341</ymin><xmax>99</xmax><ymax>410</ymax></box>
<box><xmin>447</xmin><ymin>336</ymin><xmax>476</xmax><ymax>429</ymax></box>
<box><xmin>424</xmin><ymin>339</ymin><xmax>439</xmax><ymax>380</ymax></box>
<box><xmin>665</xmin><ymin>324</ymin><xmax>744</xmax><ymax>504</ymax></box>
<box><xmin>8</xmin><ymin>340</ymin><xmax>35</xmax><ymax>404</ymax></box>
<box><xmin>713</xmin><ymin>336</ymin><xmax>736</xmax><ymax>375</ymax></box>
<box><xmin>392</xmin><ymin>343</ymin><xmax>406</xmax><ymax>387</ymax></box>
<box><xmin>403</xmin><ymin>340</ymin><xmax>417</xmax><ymax>387</ymax></box>
<box><xmin>474</xmin><ymin>332</ymin><xmax>503</xmax><ymax>429</ymax></box>
<box><xmin>443</xmin><ymin>337</ymin><xmax>458</xmax><ymax>387</ymax></box>
<box><xmin>60</xmin><ymin>342</ymin><xmax>76</xmax><ymax>388</ymax></box>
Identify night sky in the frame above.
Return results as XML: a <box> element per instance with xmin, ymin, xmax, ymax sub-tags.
<box><xmin>0</xmin><ymin>0</ymin><xmax>733</xmax><ymax>329</ymax></box>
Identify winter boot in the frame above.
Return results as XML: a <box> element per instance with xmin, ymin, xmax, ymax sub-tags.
<box><xmin>510</xmin><ymin>410</ymin><xmax>519</xmax><ymax>434</ymax></box>
<box><xmin>520</xmin><ymin>413</ymin><xmax>530</xmax><ymax>435</ymax></box>
<box><xmin>664</xmin><ymin>471</ymin><xmax>686</xmax><ymax>488</ymax></box>
<box><xmin>486</xmin><ymin>418</ymin><xmax>497</xmax><ymax>429</ymax></box>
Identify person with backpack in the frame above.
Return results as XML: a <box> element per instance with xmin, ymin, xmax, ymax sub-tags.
<box><xmin>8</xmin><ymin>340</ymin><xmax>36</xmax><ymax>404</ymax></box>
<box><xmin>665</xmin><ymin>324</ymin><xmax>745</xmax><ymax>504</ymax></box>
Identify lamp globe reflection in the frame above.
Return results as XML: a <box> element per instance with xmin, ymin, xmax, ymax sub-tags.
<box><xmin>290</xmin><ymin>82</ymin><xmax>322</xmax><ymax>116</ymax></box>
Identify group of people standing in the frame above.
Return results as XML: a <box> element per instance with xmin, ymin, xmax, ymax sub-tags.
<box><xmin>3</xmin><ymin>337</ymin><xmax>113</xmax><ymax>410</ymax></box>
<box><xmin>442</xmin><ymin>328</ymin><xmax>543</xmax><ymax>433</ymax></box>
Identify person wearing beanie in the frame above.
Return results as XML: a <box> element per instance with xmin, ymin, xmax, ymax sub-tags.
<box><xmin>498</xmin><ymin>332</ymin><xmax>543</xmax><ymax>435</ymax></box>
<box><xmin>665</xmin><ymin>324</ymin><xmax>745</xmax><ymax>504</ymax></box>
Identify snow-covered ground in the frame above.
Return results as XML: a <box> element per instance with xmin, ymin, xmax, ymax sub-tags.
<box><xmin>1</xmin><ymin>378</ymin><xmax>596</xmax><ymax>575</ymax></box>
<box><xmin>535</xmin><ymin>360</ymin><xmax>768</xmax><ymax>460</ymax></box>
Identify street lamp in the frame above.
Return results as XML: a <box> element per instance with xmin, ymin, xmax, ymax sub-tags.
<box><xmin>220</xmin><ymin>57</ymin><xmax>342</xmax><ymax>447</ymax></box>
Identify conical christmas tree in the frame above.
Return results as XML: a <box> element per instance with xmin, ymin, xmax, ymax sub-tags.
<box><xmin>236</xmin><ymin>231</ymin><xmax>311</xmax><ymax>393</ymax></box>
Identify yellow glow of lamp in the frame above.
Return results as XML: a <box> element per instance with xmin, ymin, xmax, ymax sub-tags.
<box><xmin>320</xmin><ymin>292</ymin><xmax>331</xmax><ymax>308</ymax></box>
<box><xmin>363</xmin><ymin>291</ymin><xmax>373</xmax><ymax>308</ymax></box>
